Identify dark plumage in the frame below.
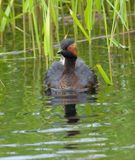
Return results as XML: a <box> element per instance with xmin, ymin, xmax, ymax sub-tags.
<box><xmin>45</xmin><ymin>39</ymin><xmax>97</xmax><ymax>93</ymax></box>
<box><xmin>61</xmin><ymin>39</ymin><xmax>74</xmax><ymax>50</ymax></box>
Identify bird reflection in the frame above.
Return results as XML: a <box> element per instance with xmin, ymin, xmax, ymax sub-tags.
<box><xmin>64</xmin><ymin>103</ymin><xmax>80</xmax><ymax>137</ymax></box>
<box><xmin>47</xmin><ymin>91</ymin><xmax>97</xmax><ymax>105</ymax></box>
<box><xmin>64</xmin><ymin>104</ymin><xmax>79</xmax><ymax>124</ymax></box>
<box><xmin>44</xmin><ymin>89</ymin><xmax>97</xmax><ymax>138</ymax></box>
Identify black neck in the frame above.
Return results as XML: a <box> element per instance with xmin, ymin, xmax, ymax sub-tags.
<box><xmin>63</xmin><ymin>57</ymin><xmax>76</xmax><ymax>73</ymax></box>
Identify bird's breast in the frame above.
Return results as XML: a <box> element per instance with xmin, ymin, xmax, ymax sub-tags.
<box><xmin>59</xmin><ymin>73</ymin><xmax>82</xmax><ymax>89</ymax></box>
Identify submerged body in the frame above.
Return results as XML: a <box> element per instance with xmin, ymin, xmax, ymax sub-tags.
<box><xmin>45</xmin><ymin>39</ymin><xmax>97</xmax><ymax>94</ymax></box>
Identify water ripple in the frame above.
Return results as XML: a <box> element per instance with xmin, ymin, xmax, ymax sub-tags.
<box><xmin>0</xmin><ymin>137</ymin><xmax>107</xmax><ymax>148</ymax></box>
<box><xmin>12</xmin><ymin>122</ymin><xmax>110</xmax><ymax>134</ymax></box>
<box><xmin>0</xmin><ymin>154</ymin><xmax>58</xmax><ymax>160</ymax></box>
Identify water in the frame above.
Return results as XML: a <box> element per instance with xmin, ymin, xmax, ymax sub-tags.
<box><xmin>0</xmin><ymin>39</ymin><xmax>135</xmax><ymax>160</ymax></box>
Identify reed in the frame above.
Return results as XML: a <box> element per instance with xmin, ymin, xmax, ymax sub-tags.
<box><xmin>96</xmin><ymin>64</ymin><xmax>112</xmax><ymax>85</ymax></box>
<box><xmin>0</xmin><ymin>0</ymin><xmax>134</xmax><ymax>84</ymax></box>
<box><xmin>0</xmin><ymin>79</ymin><xmax>5</xmax><ymax>87</ymax></box>
<box><xmin>70</xmin><ymin>9</ymin><xmax>90</xmax><ymax>42</ymax></box>
<box><xmin>71</xmin><ymin>0</ymin><xmax>78</xmax><ymax>40</ymax></box>
<box><xmin>0</xmin><ymin>1</ymin><xmax>133</xmax><ymax>51</ymax></box>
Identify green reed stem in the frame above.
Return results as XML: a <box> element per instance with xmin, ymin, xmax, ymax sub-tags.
<box><xmin>71</xmin><ymin>0</ymin><xmax>78</xmax><ymax>41</ymax></box>
<box><xmin>29</xmin><ymin>13</ymin><xmax>36</xmax><ymax>57</ymax></box>
<box><xmin>23</xmin><ymin>0</ymin><xmax>26</xmax><ymax>53</ymax></box>
<box><xmin>84</xmin><ymin>0</ymin><xmax>93</xmax><ymax>44</ymax></box>
<box><xmin>60</xmin><ymin>0</ymin><xmax>65</xmax><ymax>35</ymax></box>
<box><xmin>32</xmin><ymin>10</ymin><xmax>41</xmax><ymax>54</ymax></box>
<box><xmin>0</xmin><ymin>0</ymin><xmax>14</xmax><ymax>32</ymax></box>
<box><xmin>102</xmin><ymin>1</ymin><xmax>112</xmax><ymax>83</ymax></box>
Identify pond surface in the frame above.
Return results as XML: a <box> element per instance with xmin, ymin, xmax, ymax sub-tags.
<box><xmin>0</xmin><ymin>39</ymin><xmax>135</xmax><ymax>160</ymax></box>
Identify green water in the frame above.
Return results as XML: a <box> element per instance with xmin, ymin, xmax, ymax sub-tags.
<box><xmin>0</xmin><ymin>39</ymin><xmax>135</xmax><ymax>160</ymax></box>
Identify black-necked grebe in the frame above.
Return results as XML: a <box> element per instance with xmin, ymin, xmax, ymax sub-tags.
<box><xmin>45</xmin><ymin>39</ymin><xmax>97</xmax><ymax>94</ymax></box>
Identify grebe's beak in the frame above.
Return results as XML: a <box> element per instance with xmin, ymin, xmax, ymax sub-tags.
<box><xmin>57</xmin><ymin>50</ymin><xmax>62</xmax><ymax>54</ymax></box>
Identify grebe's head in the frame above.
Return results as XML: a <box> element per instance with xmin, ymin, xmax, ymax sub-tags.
<box><xmin>58</xmin><ymin>39</ymin><xmax>77</xmax><ymax>59</ymax></box>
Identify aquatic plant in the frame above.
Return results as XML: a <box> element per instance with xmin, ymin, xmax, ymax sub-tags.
<box><xmin>0</xmin><ymin>0</ymin><xmax>134</xmax><ymax>84</ymax></box>
<box><xmin>0</xmin><ymin>79</ymin><xmax>5</xmax><ymax>87</ymax></box>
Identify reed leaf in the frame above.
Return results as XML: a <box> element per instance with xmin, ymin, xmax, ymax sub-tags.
<box><xmin>43</xmin><ymin>3</ymin><xmax>53</xmax><ymax>62</ymax></box>
<box><xmin>96</xmin><ymin>64</ymin><xmax>112</xmax><ymax>85</ymax></box>
<box><xmin>71</xmin><ymin>0</ymin><xmax>78</xmax><ymax>40</ymax></box>
<box><xmin>106</xmin><ymin>0</ymin><xmax>128</xmax><ymax>30</ymax></box>
<box><xmin>23</xmin><ymin>0</ymin><xmax>33</xmax><ymax>12</ymax></box>
<box><xmin>32</xmin><ymin>10</ymin><xmax>41</xmax><ymax>54</ymax></box>
<box><xmin>0</xmin><ymin>79</ymin><xmax>5</xmax><ymax>87</ymax></box>
<box><xmin>84</xmin><ymin>0</ymin><xmax>93</xmax><ymax>32</ymax></box>
<box><xmin>50</xmin><ymin>0</ymin><xmax>59</xmax><ymax>42</ymax></box>
<box><xmin>111</xmin><ymin>39</ymin><xmax>127</xmax><ymax>48</ymax></box>
<box><xmin>69</xmin><ymin>9</ymin><xmax>90</xmax><ymax>42</ymax></box>
<box><xmin>0</xmin><ymin>0</ymin><xmax>14</xmax><ymax>32</ymax></box>
<box><xmin>102</xmin><ymin>1</ymin><xmax>112</xmax><ymax>83</ymax></box>
<box><xmin>120</xmin><ymin>0</ymin><xmax>128</xmax><ymax>28</ymax></box>
<box><xmin>50</xmin><ymin>0</ymin><xmax>58</xmax><ymax>27</ymax></box>
<box><xmin>109</xmin><ymin>0</ymin><xmax>119</xmax><ymax>47</ymax></box>
<box><xmin>95</xmin><ymin>0</ymin><xmax>101</xmax><ymax>11</ymax></box>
